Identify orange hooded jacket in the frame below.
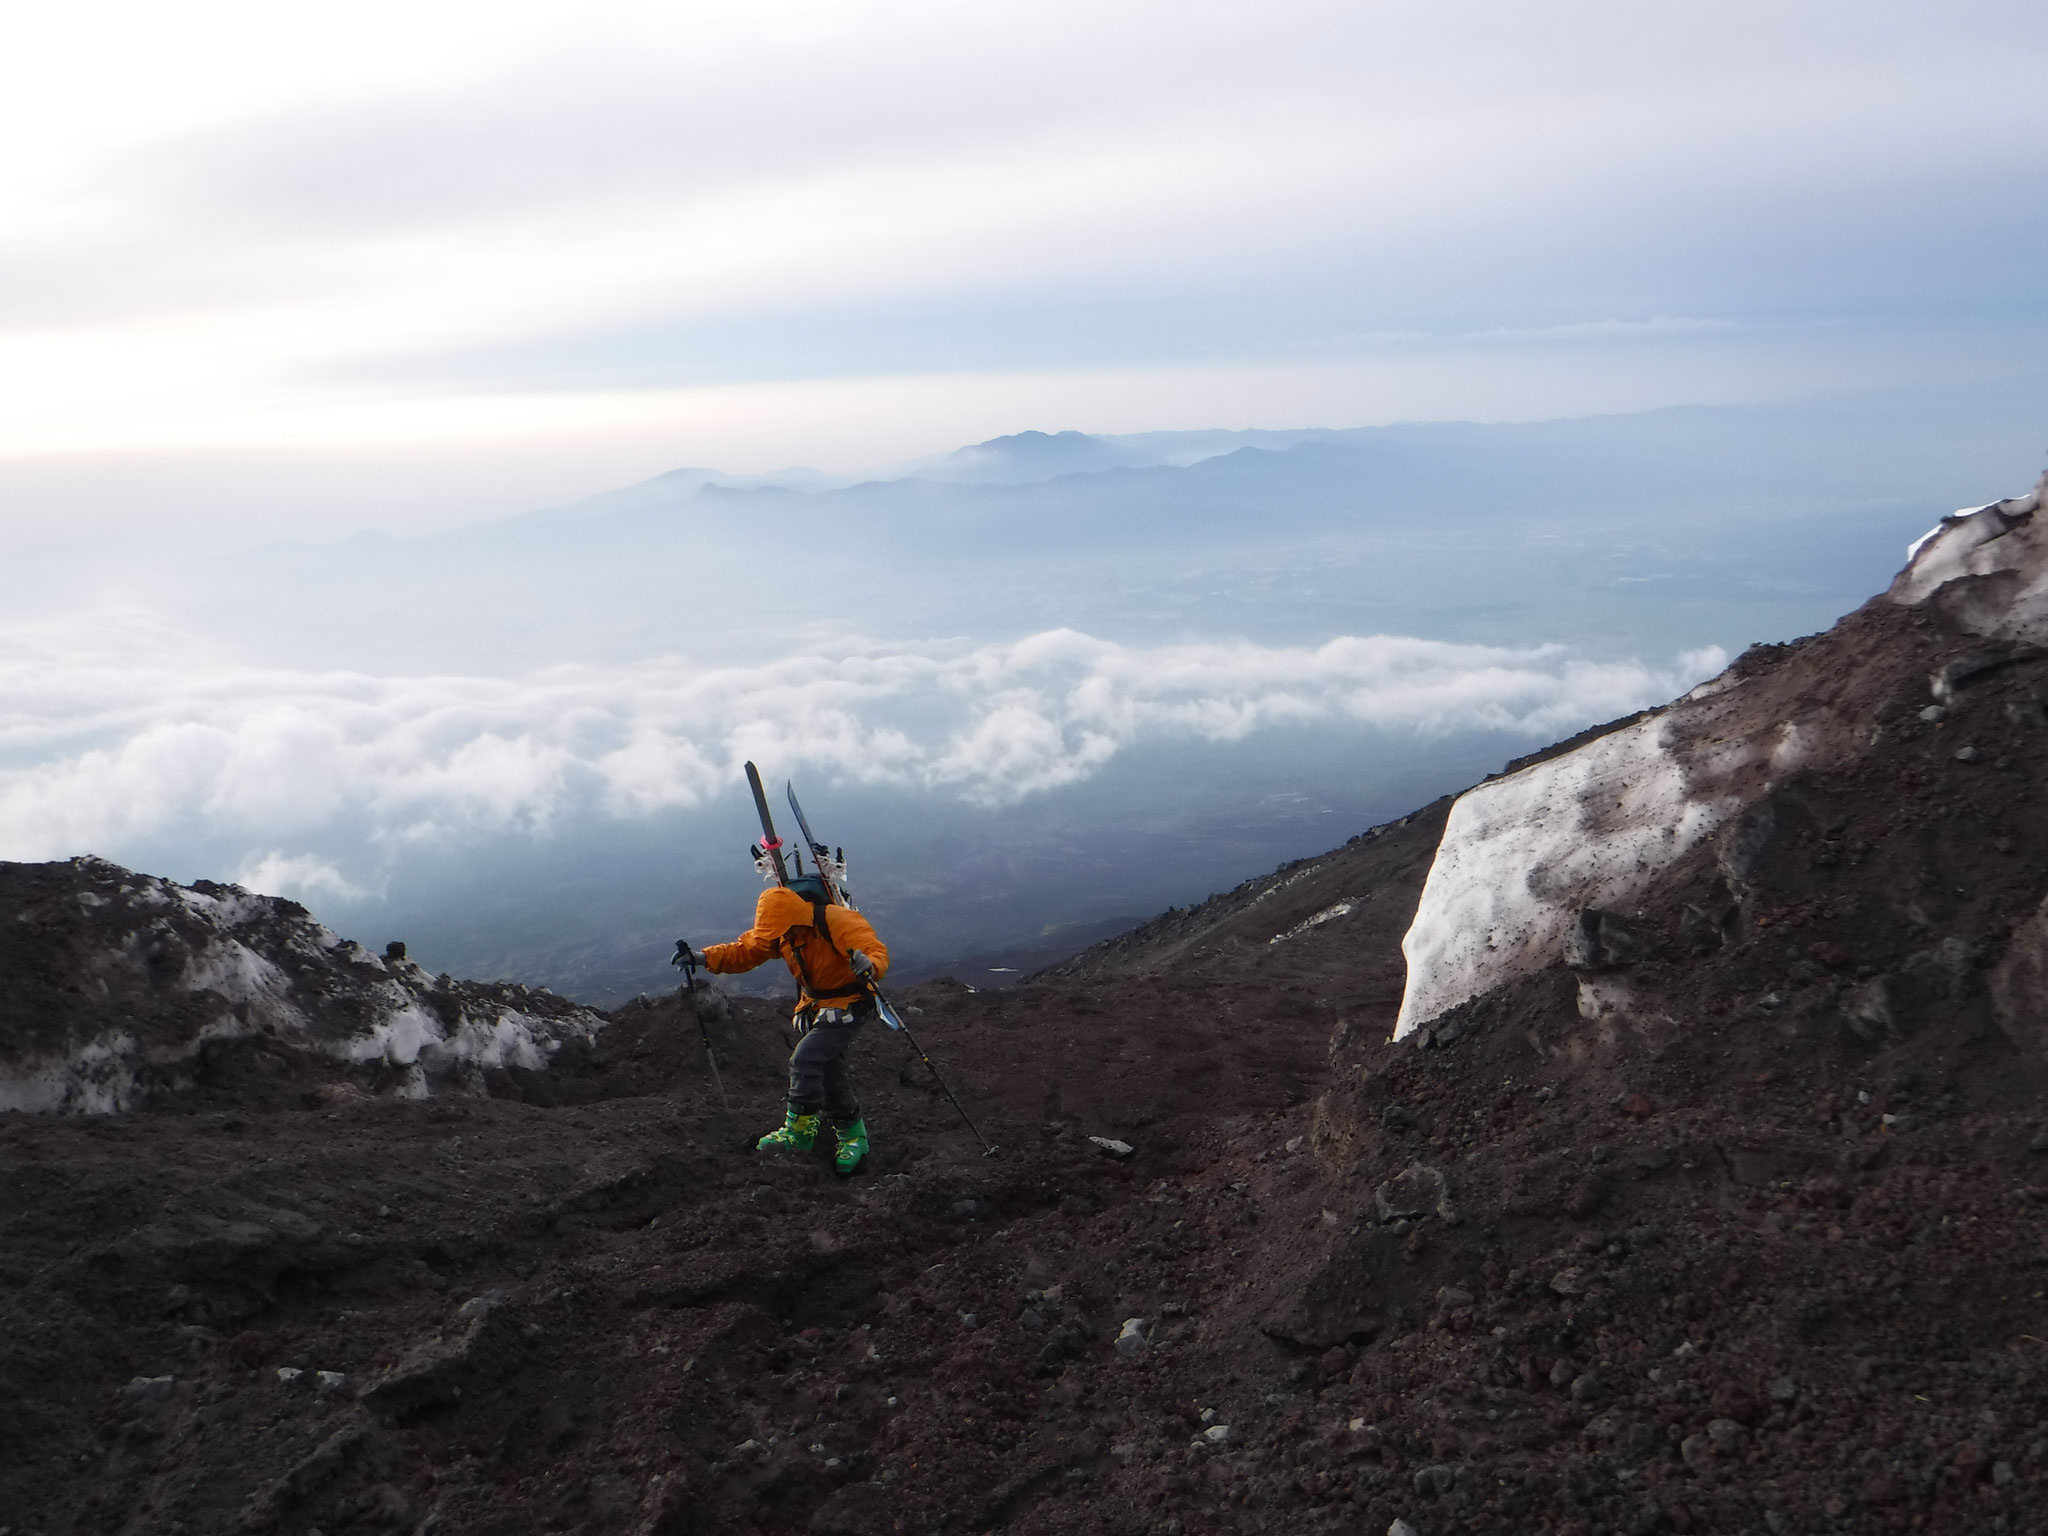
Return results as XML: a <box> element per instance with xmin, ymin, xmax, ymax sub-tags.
<box><xmin>700</xmin><ymin>886</ymin><xmax>889</xmax><ymax>1012</ymax></box>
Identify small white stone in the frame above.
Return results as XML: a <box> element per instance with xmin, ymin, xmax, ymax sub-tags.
<box><xmin>275</xmin><ymin>1367</ymin><xmax>304</xmax><ymax>1386</ymax></box>
<box><xmin>315</xmin><ymin>1370</ymin><xmax>347</xmax><ymax>1394</ymax></box>
<box><xmin>1203</xmin><ymin>1424</ymin><xmax>1231</xmax><ymax>1444</ymax></box>
<box><xmin>1389</xmin><ymin>1521</ymin><xmax>1421</xmax><ymax>1536</ymax></box>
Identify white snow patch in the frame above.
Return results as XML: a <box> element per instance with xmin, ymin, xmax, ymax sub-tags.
<box><xmin>1395</xmin><ymin>714</ymin><xmax>1741</xmax><ymax>1038</ymax></box>
<box><xmin>347</xmin><ymin>1001</ymin><xmax>444</xmax><ymax>1067</ymax></box>
<box><xmin>177</xmin><ymin>938</ymin><xmax>300</xmax><ymax>1029</ymax></box>
<box><xmin>1576</xmin><ymin>976</ymin><xmax>1635</xmax><ymax>1022</ymax></box>
<box><xmin>337</xmin><ymin>941</ymin><xmax>387</xmax><ymax>971</ymax></box>
<box><xmin>1250</xmin><ymin>864</ymin><xmax>1323</xmax><ymax>905</ymax></box>
<box><xmin>451</xmin><ymin>1010</ymin><xmax>564</xmax><ymax>1071</ymax></box>
<box><xmin>1680</xmin><ymin>673</ymin><xmax>1741</xmax><ymax>705</ymax></box>
<box><xmin>0</xmin><ymin>1033</ymin><xmax>140</xmax><ymax>1114</ymax></box>
<box><xmin>1269</xmin><ymin>901</ymin><xmax>1356</xmax><ymax>945</ymax></box>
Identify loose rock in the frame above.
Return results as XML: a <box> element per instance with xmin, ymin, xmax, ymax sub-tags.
<box><xmin>1114</xmin><ymin>1319</ymin><xmax>1148</xmax><ymax>1360</ymax></box>
<box><xmin>1374</xmin><ymin>1163</ymin><xmax>1451</xmax><ymax>1223</ymax></box>
<box><xmin>1413</xmin><ymin>1463</ymin><xmax>1456</xmax><ymax>1497</ymax></box>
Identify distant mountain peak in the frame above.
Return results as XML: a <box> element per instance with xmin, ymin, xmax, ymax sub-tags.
<box><xmin>960</xmin><ymin>429</ymin><xmax>1101</xmax><ymax>451</ymax></box>
<box><xmin>918</xmin><ymin>429</ymin><xmax>1141</xmax><ymax>485</ymax></box>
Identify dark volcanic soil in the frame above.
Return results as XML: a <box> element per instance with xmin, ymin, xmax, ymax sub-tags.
<box><xmin>8</xmin><ymin>587</ymin><xmax>2048</xmax><ymax>1536</ymax></box>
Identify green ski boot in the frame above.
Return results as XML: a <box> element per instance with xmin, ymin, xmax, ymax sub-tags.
<box><xmin>757</xmin><ymin>1105</ymin><xmax>820</xmax><ymax>1153</ymax></box>
<box><xmin>832</xmin><ymin>1118</ymin><xmax>869</xmax><ymax>1175</ymax></box>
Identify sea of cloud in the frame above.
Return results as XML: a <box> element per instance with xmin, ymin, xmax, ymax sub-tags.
<box><xmin>0</xmin><ymin>608</ymin><xmax>1725</xmax><ymax>894</ymax></box>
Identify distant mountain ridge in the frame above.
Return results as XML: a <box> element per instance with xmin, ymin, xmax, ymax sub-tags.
<box><xmin>71</xmin><ymin>388</ymin><xmax>2048</xmax><ymax>1009</ymax></box>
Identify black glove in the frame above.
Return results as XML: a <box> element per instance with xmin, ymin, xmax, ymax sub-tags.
<box><xmin>671</xmin><ymin>940</ymin><xmax>702</xmax><ymax>971</ymax></box>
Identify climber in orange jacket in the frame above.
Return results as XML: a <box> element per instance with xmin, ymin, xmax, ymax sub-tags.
<box><xmin>681</xmin><ymin>875</ymin><xmax>889</xmax><ymax>1173</ymax></box>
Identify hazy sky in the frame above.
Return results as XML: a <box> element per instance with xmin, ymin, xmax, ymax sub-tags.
<box><xmin>7</xmin><ymin>0</ymin><xmax>2047</xmax><ymax>540</ymax></box>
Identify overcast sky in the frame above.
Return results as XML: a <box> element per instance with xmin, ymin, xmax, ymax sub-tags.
<box><xmin>5</xmin><ymin>0</ymin><xmax>2047</xmax><ymax>541</ymax></box>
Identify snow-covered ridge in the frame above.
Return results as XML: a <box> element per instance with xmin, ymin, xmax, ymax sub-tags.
<box><xmin>0</xmin><ymin>857</ymin><xmax>604</xmax><ymax>1113</ymax></box>
<box><xmin>1887</xmin><ymin>471</ymin><xmax>2048</xmax><ymax>636</ymax></box>
<box><xmin>1393</xmin><ymin>473</ymin><xmax>2048</xmax><ymax>1037</ymax></box>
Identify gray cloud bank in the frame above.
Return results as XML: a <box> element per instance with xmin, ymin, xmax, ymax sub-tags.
<box><xmin>0</xmin><ymin>612</ymin><xmax>1721</xmax><ymax>897</ymax></box>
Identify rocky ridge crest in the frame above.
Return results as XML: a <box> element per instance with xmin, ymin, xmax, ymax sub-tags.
<box><xmin>0</xmin><ymin>857</ymin><xmax>604</xmax><ymax>1112</ymax></box>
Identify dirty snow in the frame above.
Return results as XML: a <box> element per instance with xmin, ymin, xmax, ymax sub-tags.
<box><xmin>0</xmin><ymin>865</ymin><xmax>606</xmax><ymax>1113</ymax></box>
<box><xmin>1395</xmin><ymin>473</ymin><xmax>2048</xmax><ymax>1037</ymax></box>
<box><xmin>175</xmin><ymin>937</ymin><xmax>302</xmax><ymax>1033</ymax></box>
<box><xmin>1250</xmin><ymin>863</ymin><xmax>1324</xmax><ymax>905</ymax></box>
<box><xmin>1891</xmin><ymin>471</ymin><xmax>2048</xmax><ymax>635</ymax></box>
<box><xmin>0</xmin><ymin>1033</ymin><xmax>139</xmax><ymax>1114</ymax></box>
<box><xmin>1394</xmin><ymin>713</ymin><xmax>1741</xmax><ymax>1037</ymax></box>
<box><xmin>1269</xmin><ymin>901</ymin><xmax>1356</xmax><ymax>945</ymax></box>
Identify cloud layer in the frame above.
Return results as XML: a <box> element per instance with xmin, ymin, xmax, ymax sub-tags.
<box><xmin>0</xmin><ymin>613</ymin><xmax>1724</xmax><ymax>885</ymax></box>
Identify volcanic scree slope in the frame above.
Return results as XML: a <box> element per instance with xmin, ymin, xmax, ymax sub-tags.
<box><xmin>6</xmin><ymin>477</ymin><xmax>2048</xmax><ymax>1532</ymax></box>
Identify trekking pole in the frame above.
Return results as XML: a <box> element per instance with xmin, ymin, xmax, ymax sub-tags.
<box><xmin>672</xmin><ymin>942</ymin><xmax>730</xmax><ymax>1111</ymax></box>
<box><xmin>866</xmin><ymin>981</ymin><xmax>998</xmax><ymax>1158</ymax></box>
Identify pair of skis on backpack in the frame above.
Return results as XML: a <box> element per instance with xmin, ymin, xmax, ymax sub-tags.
<box><xmin>745</xmin><ymin>762</ymin><xmax>906</xmax><ymax>1033</ymax></box>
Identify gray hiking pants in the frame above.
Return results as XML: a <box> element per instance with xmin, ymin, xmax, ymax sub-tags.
<box><xmin>788</xmin><ymin>1001</ymin><xmax>870</xmax><ymax>1124</ymax></box>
